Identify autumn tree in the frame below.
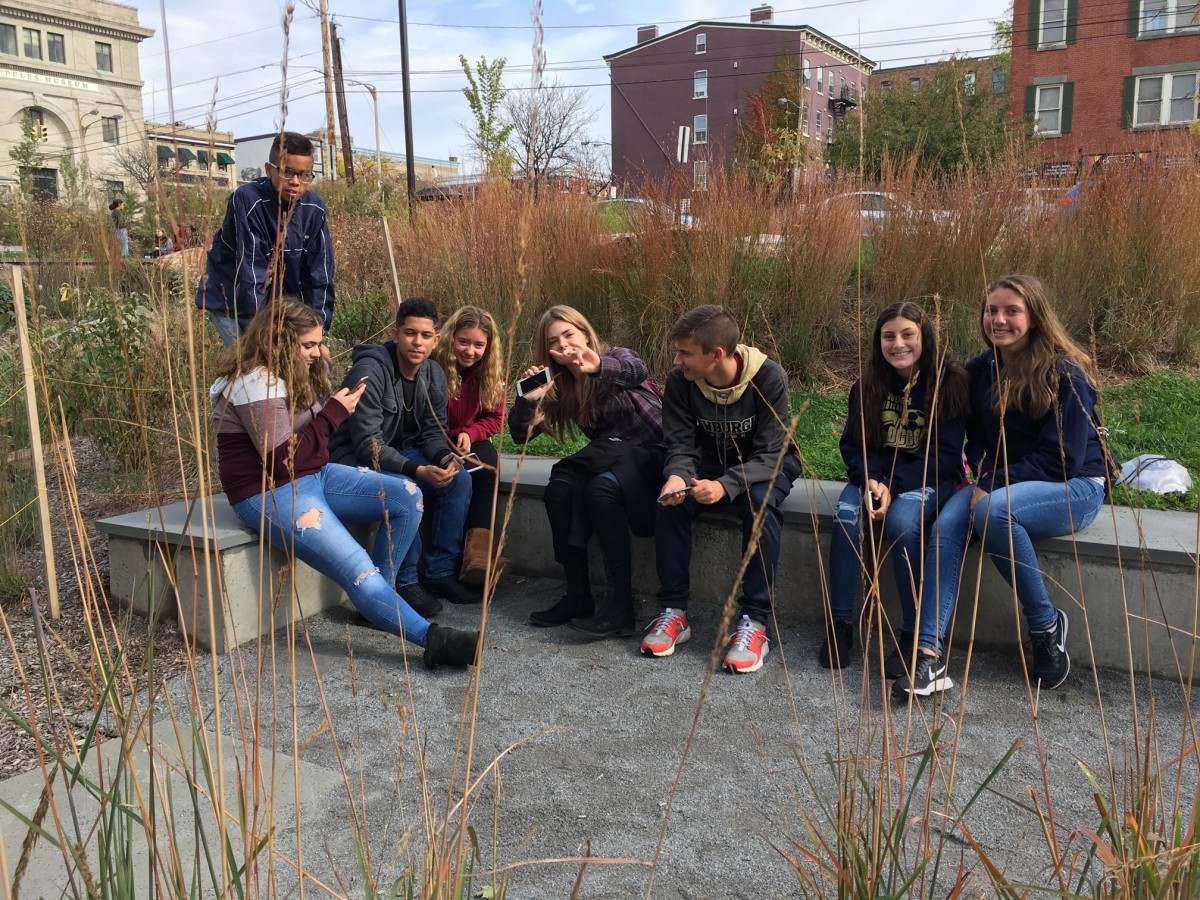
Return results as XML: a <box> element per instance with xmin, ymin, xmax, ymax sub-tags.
<box><xmin>734</xmin><ymin>49</ymin><xmax>811</xmax><ymax>191</ymax></box>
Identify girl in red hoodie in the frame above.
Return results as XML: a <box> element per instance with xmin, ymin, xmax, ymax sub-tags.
<box><xmin>435</xmin><ymin>306</ymin><xmax>507</xmax><ymax>586</ymax></box>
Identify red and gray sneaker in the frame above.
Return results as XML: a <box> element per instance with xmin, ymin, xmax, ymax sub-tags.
<box><xmin>722</xmin><ymin>616</ymin><xmax>770</xmax><ymax>673</ymax></box>
<box><xmin>640</xmin><ymin>608</ymin><xmax>691</xmax><ymax>657</ymax></box>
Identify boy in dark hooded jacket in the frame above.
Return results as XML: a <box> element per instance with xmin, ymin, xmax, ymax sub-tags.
<box><xmin>328</xmin><ymin>298</ymin><xmax>476</xmax><ymax>610</ymax></box>
<box><xmin>642</xmin><ymin>305</ymin><xmax>800</xmax><ymax>673</ymax></box>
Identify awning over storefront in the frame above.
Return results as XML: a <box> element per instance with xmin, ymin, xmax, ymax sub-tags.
<box><xmin>155</xmin><ymin>145</ymin><xmax>174</xmax><ymax>161</ymax></box>
<box><xmin>197</xmin><ymin>150</ymin><xmax>209</xmax><ymax>167</ymax></box>
<box><xmin>216</xmin><ymin>152</ymin><xmax>235</xmax><ymax>167</ymax></box>
<box><xmin>176</xmin><ymin>147</ymin><xmax>196</xmax><ymax>163</ymax></box>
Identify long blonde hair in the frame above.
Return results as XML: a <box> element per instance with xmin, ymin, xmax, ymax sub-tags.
<box><xmin>983</xmin><ymin>274</ymin><xmax>1097</xmax><ymax>419</ymax></box>
<box><xmin>215</xmin><ymin>299</ymin><xmax>328</xmax><ymax>410</ymax></box>
<box><xmin>435</xmin><ymin>306</ymin><xmax>504</xmax><ymax>410</ymax></box>
<box><xmin>530</xmin><ymin>305</ymin><xmax>608</xmax><ymax>440</ymax></box>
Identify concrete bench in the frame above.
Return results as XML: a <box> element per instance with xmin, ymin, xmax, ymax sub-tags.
<box><xmin>100</xmin><ymin>457</ymin><xmax>1199</xmax><ymax>679</ymax></box>
<box><xmin>494</xmin><ymin>456</ymin><xmax>1200</xmax><ymax>681</ymax></box>
<box><xmin>98</xmin><ymin>497</ymin><xmax>345</xmax><ymax>653</ymax></box>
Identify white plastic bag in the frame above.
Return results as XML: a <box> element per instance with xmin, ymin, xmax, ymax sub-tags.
<box><xmin>1116</xmin><ymin>455</ymin><xmax>1193</xmax><ymax>494</ymax></box>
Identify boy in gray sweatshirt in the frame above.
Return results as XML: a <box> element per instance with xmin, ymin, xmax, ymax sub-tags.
<box><xmin>642</xmin><ymin>305</ymin><xmax>800</xmax><ymax>673</ymax></box>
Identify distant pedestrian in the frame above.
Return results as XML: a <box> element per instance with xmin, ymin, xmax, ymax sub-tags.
<box><xmin>195</xmin><ymin>131</ymin><xmax>334</xmax><ymax>349</ymax></box>
<box><xmin>109</xmin><ymin>198</ymin><xmax>128</xmax><ymax>257</ymax></box>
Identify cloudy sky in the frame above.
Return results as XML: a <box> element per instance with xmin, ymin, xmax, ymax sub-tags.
<box><xmin>132</xmin><ymin>0</ymin><xmax>1011</xmax><ymax>171</ymax></box>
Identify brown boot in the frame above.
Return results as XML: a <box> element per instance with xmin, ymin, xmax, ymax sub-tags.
<box><xmin>460</xmin><ymin>528</ymin><xmax>492</xmax><ymax>587</ymax></box>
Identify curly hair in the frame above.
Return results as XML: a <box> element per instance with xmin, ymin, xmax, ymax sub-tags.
<box><xmin>435</xmin><ymin>306</ymin><xmax>504</xmax><ymax>410</ymax></box>
<box><xmin>529</xmin><ymin>305</ymin><xmax>608</xmax><ymax>440</ymax></box>
<box><xmin>982</xmin><ymin>274</ymin><xmax>1097</xmax><ymax>419</ymax></box>
<box><xmin>855</xmin><ymin>302</ymin><xmax>969</xmax><ymax>448</ymax></box>
<box><xmin>214</xmin><ymin>299</ymin><xmax>329</xmax><ymax>410</ymax></box>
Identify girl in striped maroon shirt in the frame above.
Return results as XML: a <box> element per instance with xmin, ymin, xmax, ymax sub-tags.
<box><xmin>209</xmin><ymin>299</ymin><xmax>478</xmax><ymax>669</ymax></box>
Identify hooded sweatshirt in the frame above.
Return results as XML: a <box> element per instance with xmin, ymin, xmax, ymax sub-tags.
<box><xmin>326</xmin><ymin>341</ymin><xmax>455</xmax><ymax>478</ymax></box>
<box><xmin>661</xmin><ymin>343</ymin><xmax>800</xmax><ymax>502</ymax></box>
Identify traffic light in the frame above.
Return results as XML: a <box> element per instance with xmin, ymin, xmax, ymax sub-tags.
<box><xmin>38</xmin><ymin>125</ymin><xmax>48</xmax><ymax>143</ymax></box>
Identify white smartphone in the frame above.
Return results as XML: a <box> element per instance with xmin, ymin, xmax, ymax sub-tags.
<box><xmin>865</xmin><ymin>489</ymin><xmax>876</xmax><ymax>515</ymax></box>
<box><xmin>516</xmin><ymin>367</ymin><xmax>552</xmax><ymax>398</ymax></box>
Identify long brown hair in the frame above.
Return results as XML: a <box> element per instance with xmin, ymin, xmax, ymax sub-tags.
<box><xmin>529</xmin><ymin>305</ymin><xmax>608</xmax><ymax>440</ymax></box>
<box><xmin>435</xmin><ymin>306</ymin><xmax>504</xmax><ymax>410</ymax></box>
<box><xmin>856</xmin><ymin>302</ymin><xmax>969</xmax><ymax>447</ymax></box>
<box><xmin>214</xmin><ymin>299</ymin><xmax>328</xmax><ymax>410</ymax></box>
<box><xmin>982</xmin><ymin>274</ymin><xmax>1097</xmax><ymax>419</ymax></box>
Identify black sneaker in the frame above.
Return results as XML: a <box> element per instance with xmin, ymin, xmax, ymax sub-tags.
<box><xmin>423</xmin><ymin>574</ymin><xmax>482</xmax><ymax>605</ymax></box>
<box><xmin>883</xmin><ymin>629</ymin><xmax>916</xmax><ymax>680</ymax></box>
<box><xmin>891</xmin><ymin>652</ymin><xmax>953</xmax><ymax>700</ymax></box>
<box><xmin>1029</xmin><ymin>608</ymin><xmax>1070</xmax><ymax>689</ymax></box>
<box><xmin>398</xmin><ymin>582</ymin><xmax>443</xmax><ymax>619</ymax></box>
<box><xmin>817</xmin><ymin>620</ymin><xmax>854</xmax><ymax>669</ymax></box>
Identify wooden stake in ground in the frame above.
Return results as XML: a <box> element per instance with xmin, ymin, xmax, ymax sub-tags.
<box><xmin>12</xmin><ymin>265</ymin><xmax>60</xmax><ymax>619</ymax></box>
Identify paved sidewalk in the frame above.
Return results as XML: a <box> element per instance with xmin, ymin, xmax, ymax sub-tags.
<box><xmin>19</xmin><ymin>574</ymin><xmax>1194</xmax><ymax>899</ymax></box>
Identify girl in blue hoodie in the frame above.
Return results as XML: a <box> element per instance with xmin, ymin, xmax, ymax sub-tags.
<box><xmin>893</xmin><ymin>274</ymin><xmax>1110</xmax><ymax>700</ymax></box>
<box><xmin>819</xmin><ymin>302</ymin><xmax>969</xmax><ymax>672</ymax></box>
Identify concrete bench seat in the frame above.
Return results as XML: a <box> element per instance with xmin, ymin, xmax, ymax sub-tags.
<box><xmin>99</xmin><ymin>456</ymin><xmax>1199</xmax><ymax>678</ymax></box>
<box><xmin>98</xmin><ymin>497</ymin><xmax>344</xmax><ymax>652</ymax></box>
<box><xmin>495</xmin><ymin>456</ymin><xmax>1199</xmax><ymax>681</ymax></box>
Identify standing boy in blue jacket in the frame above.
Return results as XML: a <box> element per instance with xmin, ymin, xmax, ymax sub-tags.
<box><xmin>196</xmin><ymin>132</ymin><xmax>335</xmax><ymax>348</ymax></box>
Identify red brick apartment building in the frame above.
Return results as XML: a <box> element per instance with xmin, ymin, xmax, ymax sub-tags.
<box><xmin>1011</xmin><ymin>0</ymin><xmax>1200</xmax><ymax>171</ymax></box>
<box><xmin>604</xmin><ymin>4</ymin><xmax>874</xmax><ymax>193</ymax></box>
<box><xmin>870</xmin><ymin>54</ymin><xmax>1007</xmax><ymax>99</ymax></box>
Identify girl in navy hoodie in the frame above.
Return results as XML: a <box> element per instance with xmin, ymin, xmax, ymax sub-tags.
<box><xmin>819</xmin><ymin>302</ymin><xmax>969</xmax><ymax>672</ymax></box>
<box><xmin>893</xmin><ymin>274</ymin><xmax>1110</xmax><ymax>699</ymax></box>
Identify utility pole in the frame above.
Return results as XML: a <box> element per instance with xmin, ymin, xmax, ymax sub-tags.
<box><xmin>318</xmin><ymin>0</ymin><xmax>337</xmax><ymax>181</ymax></box>
<box><xmin>330</xmin><ymin>21</ymin><xmax>355</xmax><ymax>185</ymax></box>
<box><xmin>398</xmin><ymin>0</ymin><xmax>415</xmax><ymax>221</ymax></box>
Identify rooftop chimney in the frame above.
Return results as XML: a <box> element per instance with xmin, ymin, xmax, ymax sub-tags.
<box><xmin>637</xmin><ymin>25</ymin><xmax>659</xmax><ymax>43</ymax></box>
<box><xmin>750</xmin><ymin>4</ymin><xmax>774</xmax><ymax>23</ymax></box>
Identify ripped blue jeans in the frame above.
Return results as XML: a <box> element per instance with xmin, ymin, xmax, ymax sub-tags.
<box><xmin>825</xmin><ymin>481</ymin><xmax>957</xmax><ymax>632</ymax></box>
<box><xmin>231</xmin><ymin>463</ymin><xmax>430</xmax><ymax>645</ymax></box>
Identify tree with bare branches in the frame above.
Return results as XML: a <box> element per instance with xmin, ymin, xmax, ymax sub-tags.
<box><xmin>504</xmin><ymin>80</ymin><xmax>596</xmax><ymax>195</ymax></box>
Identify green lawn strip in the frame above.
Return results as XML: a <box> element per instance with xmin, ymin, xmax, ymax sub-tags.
<box><xmin>496</xmin><ymin>375</ymin><xmax>1199</xmax><ymax>512</ymax></box>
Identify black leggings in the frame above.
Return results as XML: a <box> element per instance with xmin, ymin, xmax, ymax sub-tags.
<box><xmin>543</xmin><ymin>472</ymin><xmax>632</xmax><ymax>603</ymax></box>
<box><xmin>466</xmin><ymin>440</ymin><xmax>499</xmax><ymax>531</ymax></box>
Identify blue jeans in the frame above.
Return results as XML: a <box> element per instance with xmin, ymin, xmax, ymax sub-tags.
<box><xmin>230</xmin><ymin>463</ymin><xmax>430</xmax><ymax>644</ymax></box>
<box><xmin>116</xmin><ymin>228</ymin><xmax>129</xmax><ymax>257</ymax></box>
<box><xmin>207</xmin><ymin>310</ymin><xmax>241</xmax><ymax>347</ymax></box>
<box><xmin>916</xmin><ymin>478</ymin><xmax>1105</xmax><ymax>655</ymax></box>
<box><xmin>396</xmin><ymin>448</ymin><xmax>472</xmax><ymax>585</ymax></box>
<box><xmin>826</xmin><ymin>481</ymin><xmax>955</xmax><ymax>631</ymax></box>
<box><xmin>655</xmin><ymin>465</ymin><xmax>794</xmax><ymax>625</ymax></box>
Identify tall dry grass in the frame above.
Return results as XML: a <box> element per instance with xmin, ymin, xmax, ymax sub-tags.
<box><xmin>1</xmin><ymin>138</ymin><xmax>1199</xmax><ymax>897</ymax></box>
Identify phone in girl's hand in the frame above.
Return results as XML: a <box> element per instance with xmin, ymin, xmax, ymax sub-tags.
<box><xmin>516</xmin><ymin>367</ymin><xmax>552</xmax><ymax>397</ymax></box>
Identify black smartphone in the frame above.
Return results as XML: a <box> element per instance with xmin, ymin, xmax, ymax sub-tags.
<box><xmin>657</xmin><ymin>486</ymin><xmax>693</xmax><ymax>504</ymax></box>
<box><xmin>516</xmin><ymin>367</ymin><xmax>552</xmax><ymax>398</ymax></box>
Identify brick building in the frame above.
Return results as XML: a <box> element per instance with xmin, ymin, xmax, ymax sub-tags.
<box><xmin>604</xmin><ymin>4</ymin><xmax>874</xmax><ymax>193</ymax></box>
<box><xmin>1011</xmin><ymin>0</ymin><xmax>1200</xmax><ymax>170</ymax></box>
<box><xmin>871</xmin><ymin>53</ymin><xmax>1007</xmax><ymax>100</ymax></box>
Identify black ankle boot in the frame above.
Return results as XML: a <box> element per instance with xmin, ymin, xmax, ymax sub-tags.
<box><xmin>423</xmin><ymin>623</ymin><xmax>480</xmax><ymax>669</ymax></box>
<box><xmin>529</xmin><ymin>593</ymin><xmax>594</xmax><ymax>627</ymax></box>
<box><xmin>818</xmin><ymin>620</ymin><xmax>855</xmax><ymax>669</ymax></box>
<box><xmin>570</xmin><ymin>595</ymin><xmax>636</xmax><ymax>639</ymax></box>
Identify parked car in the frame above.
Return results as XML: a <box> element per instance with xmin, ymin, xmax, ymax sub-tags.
<box><xmin>818</xmin><ymin>190</ymin><xmax>949</xmax><ymax>236</ymax></box>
